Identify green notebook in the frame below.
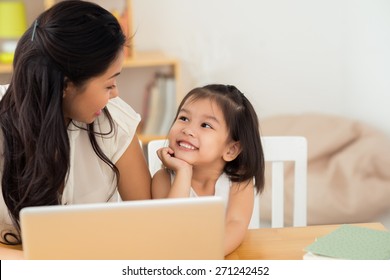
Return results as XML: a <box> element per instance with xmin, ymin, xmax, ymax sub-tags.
<box><xmin>304</xmin><ymin>224</ymin><xmax>390</xmax><ymax>260</ymax></box>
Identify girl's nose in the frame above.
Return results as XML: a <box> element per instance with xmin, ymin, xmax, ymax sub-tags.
<box><xmin>182</xmin><ymin>127</ymin><xmax>195</xmax><ymax>137</ymax></box>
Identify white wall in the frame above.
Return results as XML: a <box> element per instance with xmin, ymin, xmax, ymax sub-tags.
<box><xmin>132</xmin><ymin>0</ymin><xmax>390</xmax><ymax>136</ymax></box>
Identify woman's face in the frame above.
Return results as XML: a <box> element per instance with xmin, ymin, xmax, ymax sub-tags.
<box><xmin>62</xmin><ymin>51</ymin><xmax>124</xmax><ymax>124</ymax></box>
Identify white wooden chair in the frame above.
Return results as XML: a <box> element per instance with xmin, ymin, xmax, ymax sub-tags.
<box><xmin>147</xmin><ymin>136</ymin><xmax>308</xmax><ymax>229</ymax></box>
<box><xmin>249</xmin><ymin>136</ymin><xmax>307</xmax><ymax>229</ymax></box>
<box><xmin>147</xmin><ymin>139</ymin><xmax>170</xmax><ymax>176</ymax></box>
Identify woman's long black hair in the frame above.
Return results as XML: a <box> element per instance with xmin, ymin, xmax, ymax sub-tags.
<box><xmin>0</xmin><ymin>1</ymin><xmax>127</xmax><ymax>245</ymax></box>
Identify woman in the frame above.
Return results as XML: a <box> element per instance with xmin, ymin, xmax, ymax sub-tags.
<box><xmin>0</xmin><ymin>1</ymin><xmax>151</xmax><ymax>245</ymax></box>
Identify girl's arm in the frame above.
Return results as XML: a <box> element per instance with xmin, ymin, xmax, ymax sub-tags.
<box><xmin>224</xmin><ymin>180</ymin><xmax>254</xmax><ymax>256</ymax></box>
<box><xmin>151</xmin><ymin>147</ymin><xmax>193</xmax><ymax>198</ymax></box>
<box><xmin>116</xmin><ymin>135</ymin><xmax>151</xmax><ymax>200</ymax></box>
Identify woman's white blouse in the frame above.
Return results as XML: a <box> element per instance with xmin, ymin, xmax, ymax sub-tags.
<box><xmin>0</xmin><ymin>84</ymin><xmax>141</xmax><ymax>237</ymax></box>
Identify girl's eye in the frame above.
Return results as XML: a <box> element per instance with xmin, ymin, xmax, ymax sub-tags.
<box><xmin>107</xmin><ymin>85</ymin><xmax>116</xmax><ymax>90</ymax></box>
<box><xmin>201</xmin><ymin>123</ymin><xmax>212</xmax><ymax>129</ymax></box>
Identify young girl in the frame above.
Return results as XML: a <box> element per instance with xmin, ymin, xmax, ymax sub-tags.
<box><xmin>151</xmin><ymin>84</ymin><xmax>265</xmax><ymax>256</ymax></box>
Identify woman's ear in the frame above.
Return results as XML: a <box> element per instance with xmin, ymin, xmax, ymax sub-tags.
<box><xmin>63</xmin><ymin>78</ymin><xmax>75</xmax><ymax>98</ymax></box>
<box><xmin>223</xmin><ymin>141</ymin><xmax>241</xmax><ymax>162</ymax></box>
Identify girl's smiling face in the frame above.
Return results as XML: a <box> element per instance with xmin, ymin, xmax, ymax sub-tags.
<box><xmin>62</xmin><ymin>51</ymin><xmax>124</xmax><ymax>124</ymax></box>
<box><xmin>168</xmin><ymin>97</ymin><xmax>236</xmax><ymax>167</ymax></box>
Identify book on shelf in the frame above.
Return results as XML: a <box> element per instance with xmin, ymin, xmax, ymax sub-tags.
<box><xmin>158</xmin><ymin>76</ymin><xmax>176</xmax><ymax>135</ymax></box>
<box><xmin>303</xmin><ymin>224</ymin><xmax>390</xmax><ymax>260</ymax></box>
<box><xmin>141</xmin><ymin>73</ymin><xmax>176</xmax><ymax>136</ymax></box>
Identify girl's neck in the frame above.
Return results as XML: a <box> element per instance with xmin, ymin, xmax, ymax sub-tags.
<box><xmin>191</xmin><ymin>167</ymin><xmax>223</xmax><ymax>196</ymax></box>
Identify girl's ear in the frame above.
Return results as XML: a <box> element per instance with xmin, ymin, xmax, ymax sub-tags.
<box><xmin>223</xmin><ymin>141</ymin><xmax>241</xmax><ymax>162</ymax></box>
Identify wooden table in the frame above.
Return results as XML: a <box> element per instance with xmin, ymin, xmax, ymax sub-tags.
<box><xmin>0</xmin><ymin>244</ymin><xmax>23</xmax><ymax>260</ymax></box>
<box><xmin>0</xmin><ymin>223</ymin><xmax>386</xmax><ymax>260</ymax></box>
<box><xmin>225</xmin><ymin>222</ymin><xmax>387</xmax><ymax>260</ymax></box>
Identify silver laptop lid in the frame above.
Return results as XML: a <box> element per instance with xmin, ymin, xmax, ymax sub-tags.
<box><xmin>20</xmin><ymin>196</ymin><xmax>225</xmax><ymax>260</ymax></box>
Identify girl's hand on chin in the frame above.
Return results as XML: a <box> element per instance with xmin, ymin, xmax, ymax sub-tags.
<box><xmin>157</xmin><ymin>147</ymin><xmax>192</xmax><ymax>173</ymax></box>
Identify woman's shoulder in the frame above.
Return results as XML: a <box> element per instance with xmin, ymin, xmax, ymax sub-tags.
<box><xmin>106</xmin><ymin>97</ymin><xmax>141</xmax><ymax>123</ymax></box>
<box><xmin>100</xmin><ymin>97</ymin><xmax>141</xmax><ymax>134</ymax></box>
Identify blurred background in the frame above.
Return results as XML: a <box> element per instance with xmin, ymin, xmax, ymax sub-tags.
<box><xmin>0</xmin><ymin>0</ymin><xmax>389</xmax><ymax>227</ymax></box>
<box><xmin>133</xmin><ymin>0</ymin><xmax>390</xmax><ymax>136</ymax></box>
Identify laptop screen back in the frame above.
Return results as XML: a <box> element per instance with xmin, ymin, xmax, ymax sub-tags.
<box><xmin>20</xmin><ymin>196</ymin><xmax>225</xmax><ymax>260</ymax></box>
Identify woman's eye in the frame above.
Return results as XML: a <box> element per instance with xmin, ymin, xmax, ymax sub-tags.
<box><xmin>178</xmin><ymin>116</ymin><xmax>188</xmax><ymax>122</ymax></box>
<box><xmin>107</xmin><ymin>85</ymin><xmax>116</xmax><ymax>90</ymax></box>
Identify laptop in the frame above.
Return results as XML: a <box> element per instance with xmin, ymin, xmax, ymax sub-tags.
<box><xmin>20</xmin><ymin>196</ymin><xmax>225</xmax><ymax>260</ymax></box>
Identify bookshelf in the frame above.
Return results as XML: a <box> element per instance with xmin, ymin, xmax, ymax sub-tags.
<box><xmin>0</xmin><ymin>0</ymin><xmax>181</xmax><ymax>144</ymax></box>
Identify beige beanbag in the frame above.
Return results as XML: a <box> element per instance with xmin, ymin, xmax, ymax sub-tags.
<box><xmin>259</xmin><ymin>113</ymin><xmax>390</xmax><ymax>225</ymax></box>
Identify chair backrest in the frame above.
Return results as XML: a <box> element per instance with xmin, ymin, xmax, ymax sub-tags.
<box><xmin>147</xmin><ymin>136</ymin><xmax>308</xmax><ymax>229</ymax></box>
<box><xmin>147</xmin><ymin>139</ymin><xmax>169</xmax><ymax>176</ymax></box>
<box><xmin>249</xmin><ymin>136</ymin><xmax>307</xmax><ymax>229</ymax></box>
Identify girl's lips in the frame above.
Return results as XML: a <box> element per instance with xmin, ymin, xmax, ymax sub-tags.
<box><xmin>95</xmin><ymin>109</ymin><xmax>102</xmax><ymax>116</ymax></box>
